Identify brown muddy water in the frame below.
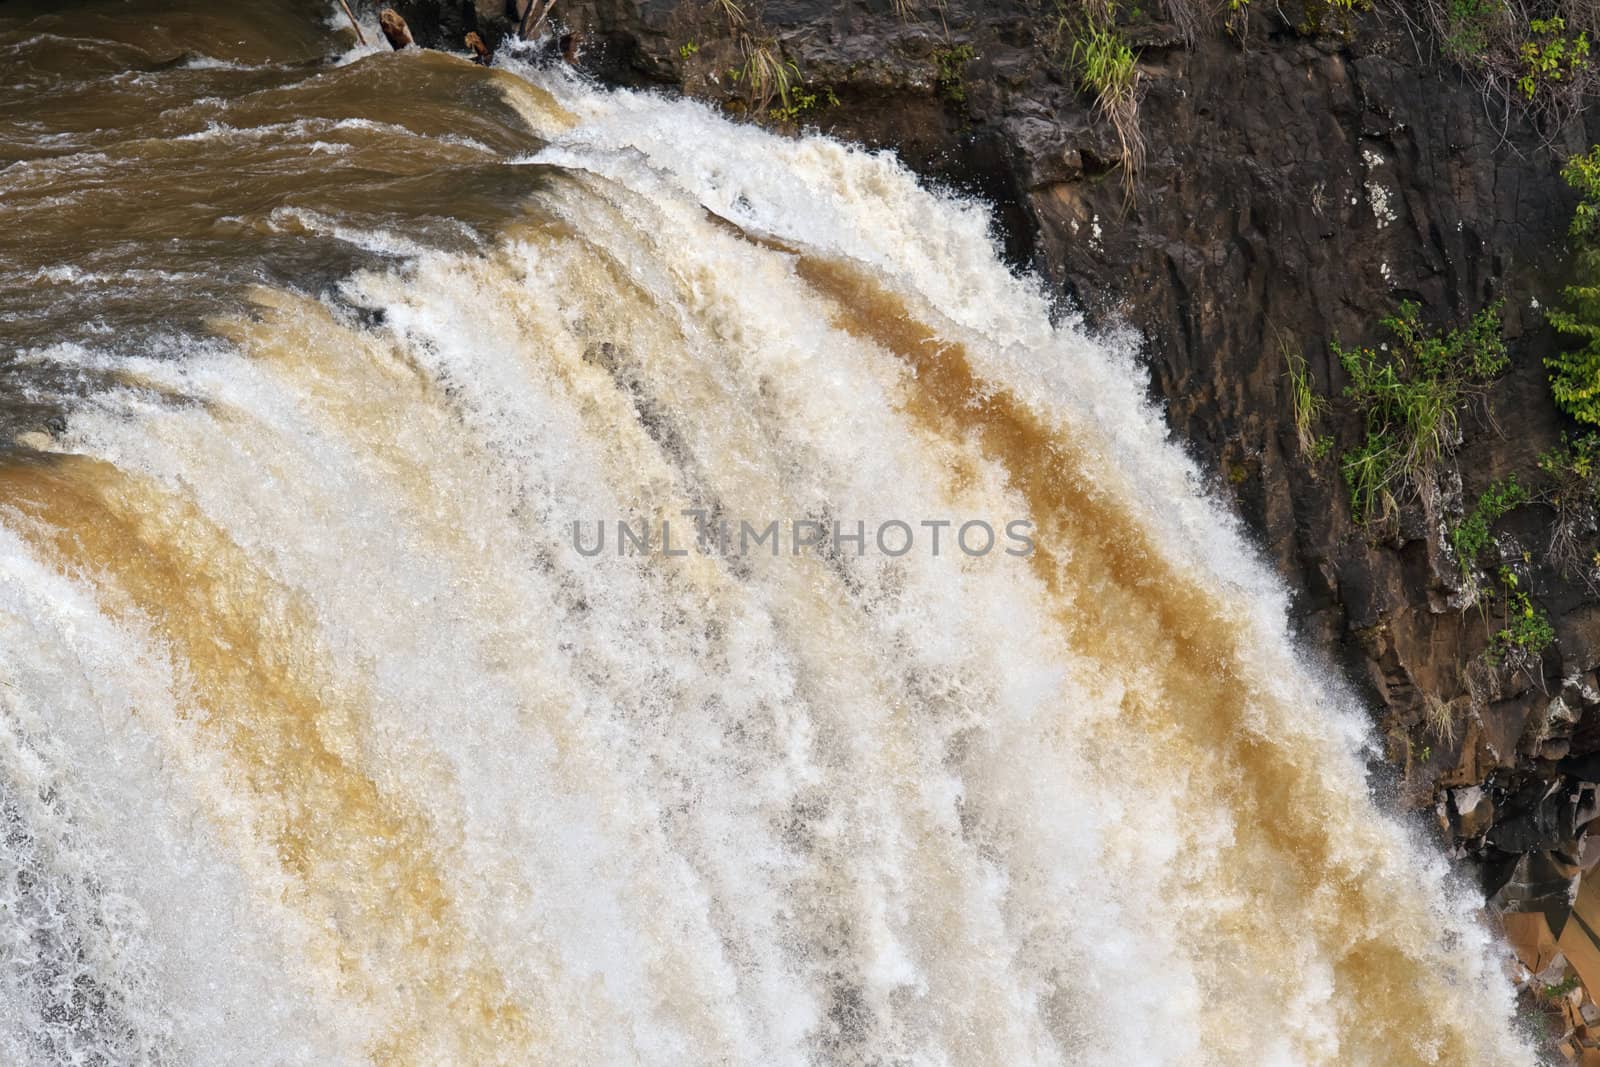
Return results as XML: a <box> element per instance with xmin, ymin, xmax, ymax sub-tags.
<box><xmin>0</xmin><ymin>2</ymin><xmax>1542</xmax><ymax>1064</ymax></box>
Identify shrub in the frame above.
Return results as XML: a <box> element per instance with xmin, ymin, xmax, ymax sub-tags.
<box><xmin>1334</xmin><ymin>300</ymin><xmax>1509</xmax><ymax>524</ymax></box>
<box><xmin>1442</xmin><ymin>0</ymin><xmax>1503</xmax><ymax>59</ymax></box>
<box><xmin>1538</xmin><ymin>431</ymin><xmax>1600</xmax><ymax>574</ymax></box>
<box><xmin>770</xmin><ymin>82</ymin><xmax>839</xmax><ymax>124</ymax></box>
<box><xmin>1488</xmin><ymin>567</ymin><xmax>1555</xmax><ymax>674</ymax></box>
<box><xmin>1449</xmin><ymin>474</ymin><xmax>1526</xmax><ymax>573</ymax></box>
<box><xmin>1549</xmin><ymin>146</ymin><xmax>1600</xmax><ymax>426</ymax></box>
<box><xmin>1422</xmin><ymin>0</ymin><xmax>1599</xmax><ymax>123</ymax></box>
<box><xmin>1519</xmin><ymin>16</ymin><xmax>1591</xmax><ymax>99</ymax></box>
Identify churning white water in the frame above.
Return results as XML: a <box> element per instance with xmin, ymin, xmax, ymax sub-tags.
<box><xmin>0</xmin><ymin>31</ymin><xmax>1532</xmax><ymax>1066</ymax></box>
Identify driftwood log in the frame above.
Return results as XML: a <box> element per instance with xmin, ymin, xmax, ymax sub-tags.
<box><xmin>518</xmin><ymin>0</ymin><xmax>560</xmax><ymax>40</ymax></box>
<box><xmin>337</xmin><ymin>0</ymin><xmax>366</xmax><ymax>44</ymax></box>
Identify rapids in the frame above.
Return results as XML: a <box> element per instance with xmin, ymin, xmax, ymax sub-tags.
<box><xmin>0</xmin><ymin>1</ymin><xmax>1536</xmax><ymax>1063</ymax></box>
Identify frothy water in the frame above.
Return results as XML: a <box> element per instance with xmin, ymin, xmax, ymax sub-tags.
<box><xmin>0</xmin><ymin>5</ymin><xmax>1534</xmax><ymax>1063</ymax></box>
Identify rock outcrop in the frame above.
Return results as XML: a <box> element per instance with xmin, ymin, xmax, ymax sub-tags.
<box><xmin>390</xmin><ymin>0</ymin><xmax>517</xmax><ymax>51</ymax></box>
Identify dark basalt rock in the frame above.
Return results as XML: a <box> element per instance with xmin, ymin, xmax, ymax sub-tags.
<box><xmin>391</xmin><ymin>0</ymin><xmax>518</xmax><ymax>52</ymax></box>
<box><xmin>1486</xmin><ymin>849</ymin><xmax>1581</xmax><ymax>933</ymax></box>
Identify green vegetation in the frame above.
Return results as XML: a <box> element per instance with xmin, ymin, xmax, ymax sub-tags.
<box><xmin>1538</xmin><ymin>432</ymin><xmax>1600</xmax><ymax>574</ymax></box>
<box><xmin>1422</xmin><ymin>0</ymin><xmax>1600</xmax><ymax>121</ymax></box>
<box><xmin>694</xmin><ymin>2</ymin><xmax>835</xmax><ymax>123</ymax></box>
<box><xmin>1042</xmin><ymin>0</ymin><xmax>1600</xmax><ymax>133</ymax></box>
<box><xmin>1334</xmin><ymin>300</ymin><xmax>1508</xmax><ymax>524</ymax></box>
<box><xmin>1531</xmin><ymin>146</ymin><xmax>1600</xmax><ymax>583</ymax></box>
<box><xmin>1487</xmin><ymin>567</ymin><xmax>1555</xmax><ymax>670</ymax></box>
<box><xmin>1544</xmin><ymin>973</ymin><xmax>1584</xmax><ymax>1000</ymax></box>
<box><xmin>770</xmin><ymin>82</ymin><xmax>840</xmax><ymax>124</ymax></box>
<box><xmin>1549</xmin><ymin>146</ymin><xmax>1600</xmax><ymax>426</ymax></box>
<box><xmin>728</xmin><ymin>35</ymin><xmax>798</xmax><ymax>114</ymax></box>
<box><xmin>933</xmin><ymin>44</ymin><xmax>976</xmax><ymax>104</ymax></box>
<box><xmin>1071</xmin><ymin>23</ymin><xmax>1136</xmax><ymax>98</ymax></box>
<box><xmin>1540</xmin><ymin>431</ymin><xmax>1600</xmax><ymax>500</ymax></box>
<box><xmin>1235</xmin><ymin>0</ymin><xmax>1600</xmax><ymax>118</ymax></box>
<box><xmin>1284</xmin><ymin>343</ymin><xmax>1329</xmax><ymax>457</ymax></box>
<box><xmin>1449</xmin><ymin>475</ymin><xmax>1527</xmax><ymax>573</ymax></box>
<box><xmin>1519</xmin><ymin>16</ymin><xmax>1590</xmax><ymax>98</ymax></box>
<box><xmin>1219</xmin><ymin>0</ymin><xmax>1267</xmax><ymax>42</ymax></box>
<box><xmin>1341</xmin><ymin>435</ymin><xmax>1397</xmax><ymax>521</ymax></box>
<box><xmin>1052</xmin><ymin>3</ymin><xmax>1143</xmax><ymax>205</ymax></box>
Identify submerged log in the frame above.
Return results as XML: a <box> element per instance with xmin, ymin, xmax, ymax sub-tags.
<box><xmin>379</xmin><ymin>9</ymin><xmax>413</xmax><ymax>50</ymax></box>
<box><xmin>337</xmin><ymin>0</ymin><xmax>366</xmax><ymax>45</ymax></box>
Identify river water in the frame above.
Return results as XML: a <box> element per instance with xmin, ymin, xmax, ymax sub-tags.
<box><xmin>0</xmin><ymin>2</ymin><xmax>1533</xmax><ymax>1063</ymax></box>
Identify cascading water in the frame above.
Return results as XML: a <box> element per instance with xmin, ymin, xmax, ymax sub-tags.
<box><xmin>0</xmin><ymin>2</ymin><xmax>1538</xmax><ymax>1063</ymax></box>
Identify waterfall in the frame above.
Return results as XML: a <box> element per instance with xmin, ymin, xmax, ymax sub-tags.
<box><xmin>0</xmin><ymin>7</ymin><xmax>1532</xmax><ymax>1063</ymax></box>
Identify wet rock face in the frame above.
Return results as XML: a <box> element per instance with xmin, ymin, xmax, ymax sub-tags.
<box><xmin>391</xmin><ymin>0</ymin><xmax>517</xmax><ymax>51</ymax></box>
<box><xmin>1086</xmin><ymin>9</ymin><xmax>1600</xmax><ymax>877</ymax></box>
<box><xmin>406</xmin><ymin>3</ymin><xmax>1600</xmax><ymax>856</ymax></box>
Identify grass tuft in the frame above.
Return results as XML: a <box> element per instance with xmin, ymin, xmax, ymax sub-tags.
<box><xmin>1284</xmin><ymin>339</ymin><xmax>1329</xmax><ymax>457</ymax></box>
<box><xmin>1334</xmin><ymin>300</ymin><xmax>1508</xmax><ymax>526</ymax></box>
<box><xmin>729</xmin><ymin>34</ymin><xmax>798</xmax><ymax>114</ymax></box>
<box><xmin>1067</xmin><ymin>16</ymin><xmax>1144</xmax><ymax>206</ymax></box>
<box><xmin>1423</xmin><ymin>692</ymin><xmax>1459</xmax><ymax>744</ymax></box>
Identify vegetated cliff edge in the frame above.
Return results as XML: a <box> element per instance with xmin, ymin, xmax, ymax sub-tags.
<box><xmin>419</xmin><ymin>0</ymin><xmax>1600</xmax><ymax>978</ymax></box>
